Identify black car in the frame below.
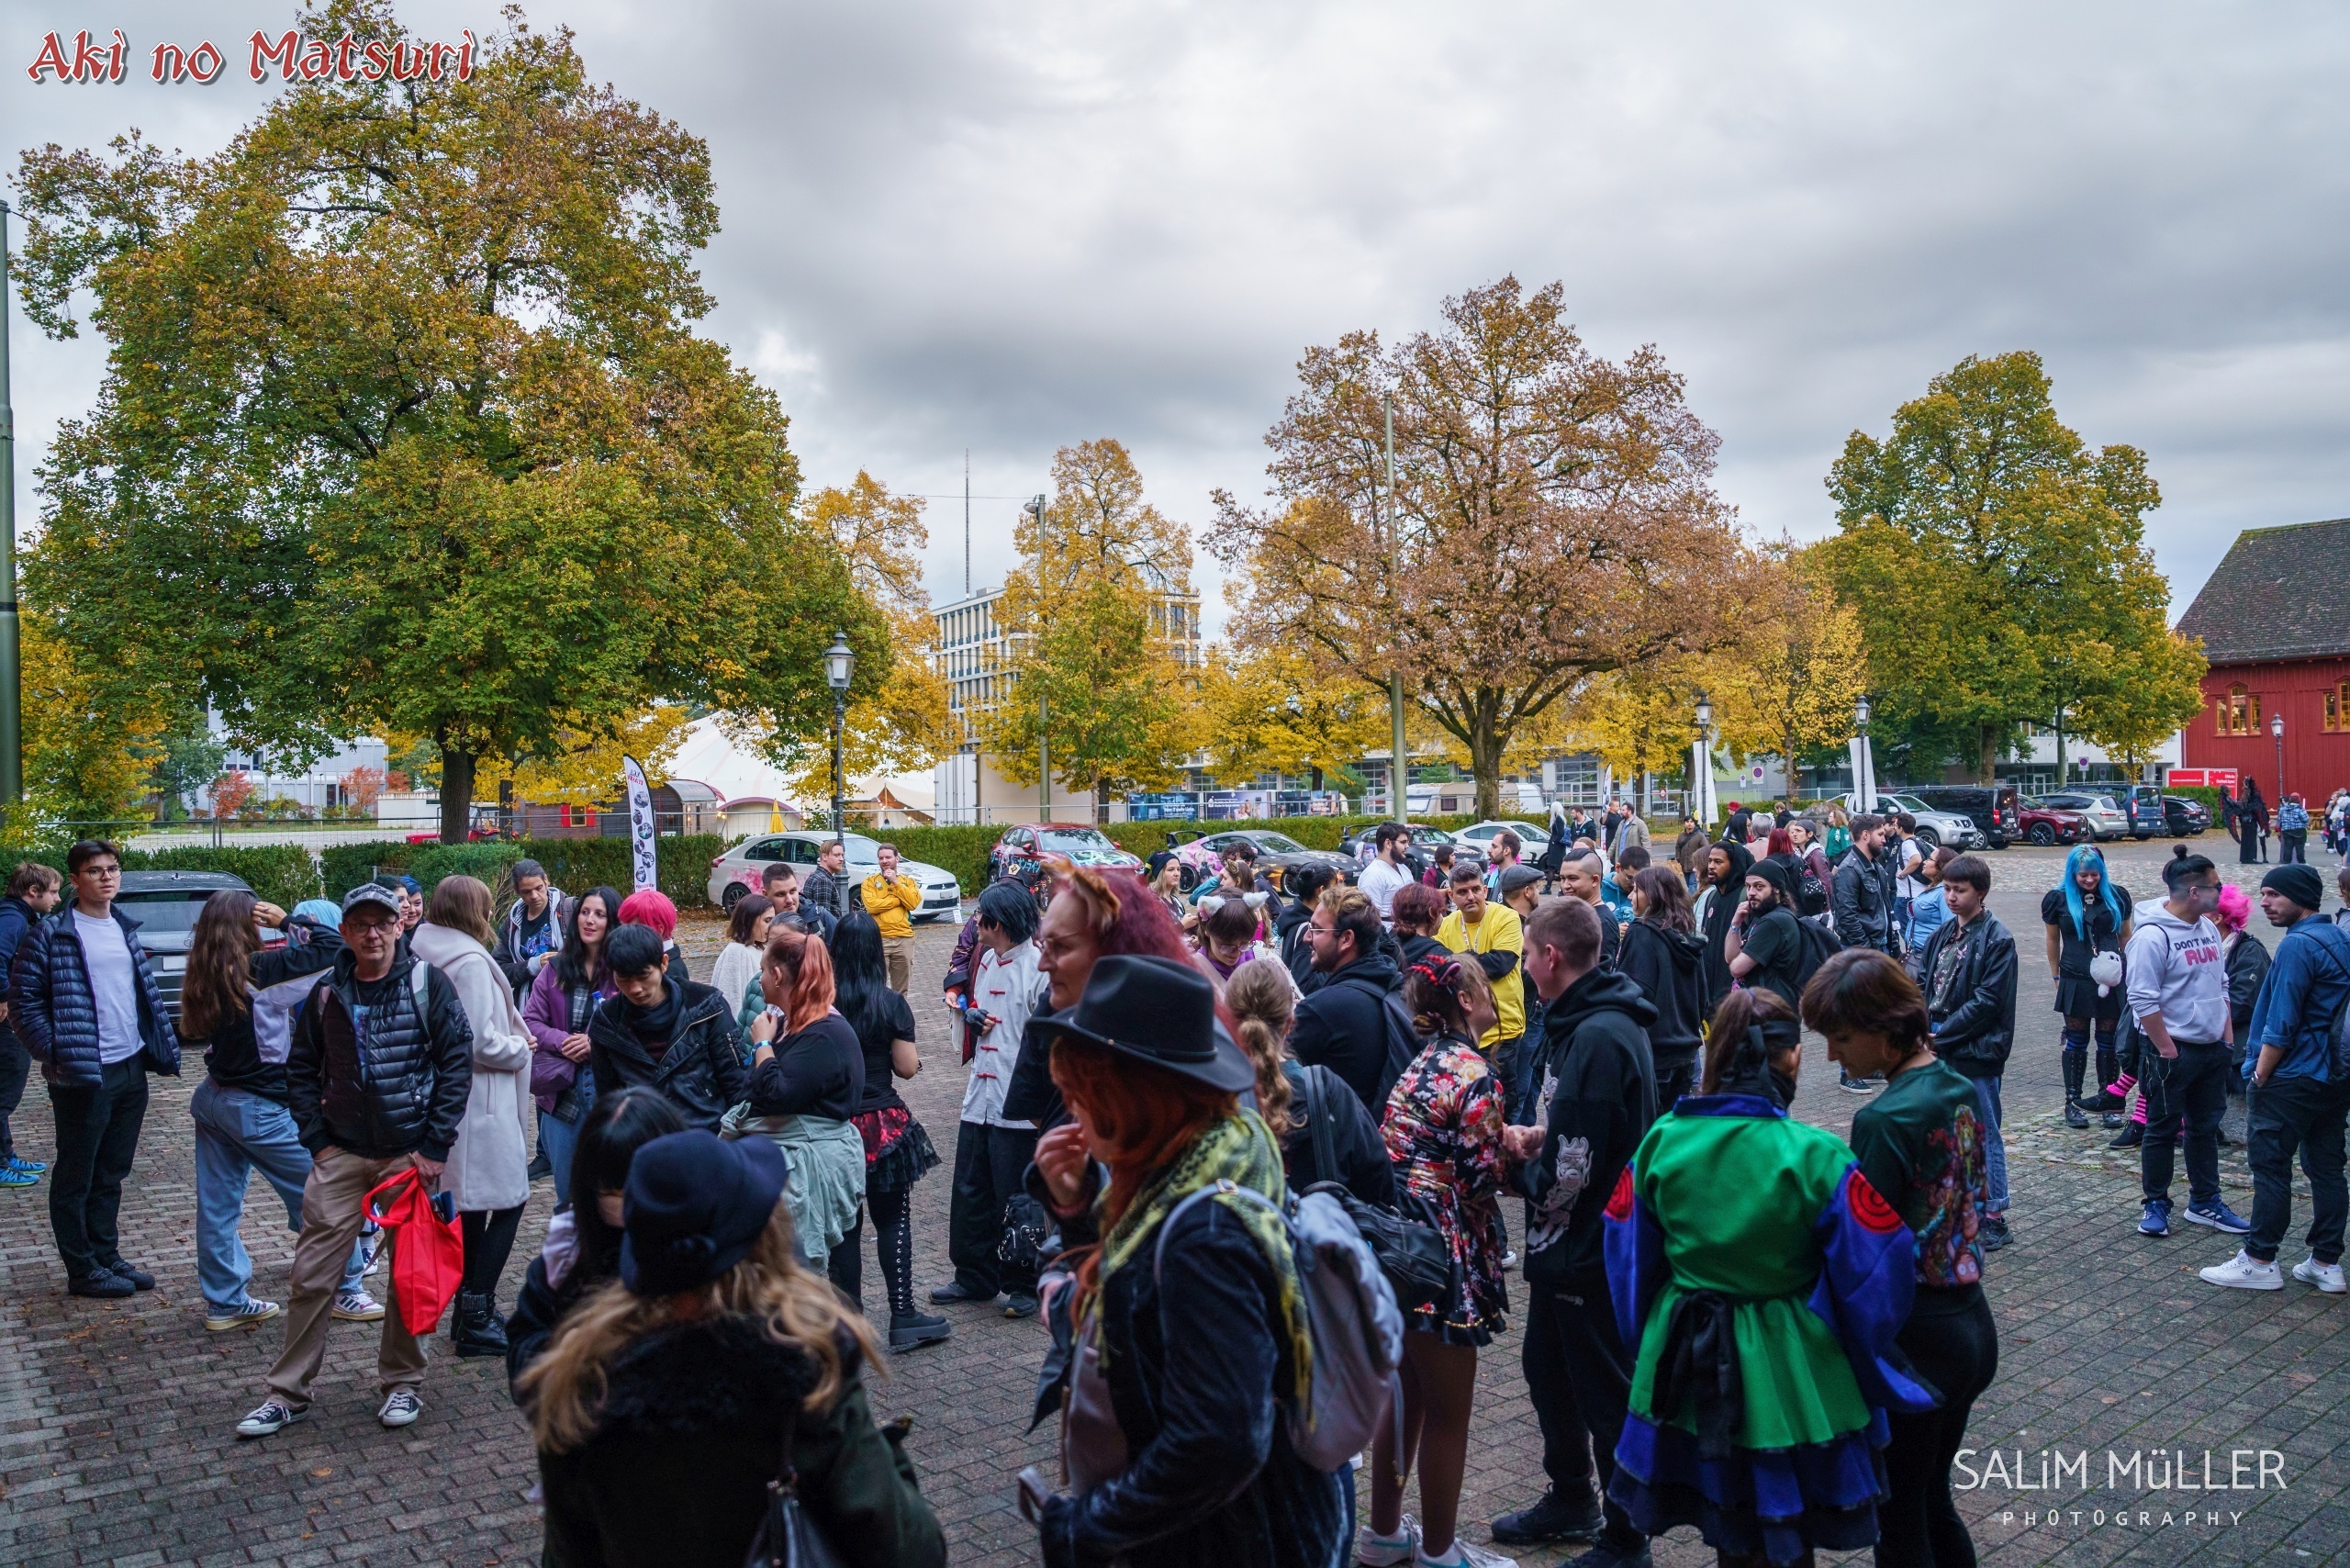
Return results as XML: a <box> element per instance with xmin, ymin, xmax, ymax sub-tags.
<box><xmin>116</xmin><ymin>869</ymin><xmax>266</xmax><ymax>1023</ymax></box>
<box><xmin>2158</xmin><ymin>795</ymin><xmax>2212</xmax><ymax>836</ymax></box>
<box><xmin>1901</xmin><ymin>784</ymin><xmax>2024</xmax><ymax>849</ymax></box>
<box><xmin>1336</xmin><ymin>823</ymin><xmax>1486</xmax><ymax>875</ymax></box>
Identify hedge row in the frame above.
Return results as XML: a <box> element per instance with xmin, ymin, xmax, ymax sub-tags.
<box><xmin>319</xmin><ymin>835</ymin><xmax>733</xmax><ymax>911</ymax></box>
<box><xmin>877</xmin><ymin>812</ymin><xmax>1493</xmax><ymax>895</ymax></box>
<box><xmin>6</xmin><ymin>844</ymin><xmax>324</xmax><ymax>911</ymax></box>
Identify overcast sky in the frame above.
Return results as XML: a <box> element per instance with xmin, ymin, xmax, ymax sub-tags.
<box><xmin>6</xmin><ymin>2</ymin><xmax>2345</xmax><ymax>629</ymax></box>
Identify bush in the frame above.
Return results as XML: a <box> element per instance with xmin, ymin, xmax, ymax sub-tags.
<box><xmin>2164</xmin><ymin>785</ymin><xmax>2227</xmax><ymax>825</ymax></box>
<box><xmin>321</xmin><ymin>834</ymin><xmax>733</xmax><ymax>910</ymax></box>
<box><xmin>122</xmin><ymin>844</ymin><xmax>320</xmax><ymax>908</ymax></box>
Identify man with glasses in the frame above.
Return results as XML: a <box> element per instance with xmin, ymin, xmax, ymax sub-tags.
<box><xmin>8</xmin><ymin>839</ymin><xmax>181</xmax><ymax>1298</ymax></box>
<box><xmin>1290</xmin><ymin>887</ymin><xmax>1407</xmax><ymax>1113</ymax></box>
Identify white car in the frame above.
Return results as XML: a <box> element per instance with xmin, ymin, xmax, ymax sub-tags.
<box><xmin>1454</xmin><ymin>819</ymin><xmax>1556</xmax><ymax>857</ymax></box>
<box><xmin>706</xmin><ymin>830</ymin><xmax>963</xmax><ymax>919</ymax></box>
<box><xmin>2036</xmin><ymin>791</ymin><xmax>2131</xmax><ymax>842</ymax></box>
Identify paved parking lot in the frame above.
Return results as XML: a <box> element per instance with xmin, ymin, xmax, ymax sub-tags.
<box><xmin>2</xmin><ymin>834</ymin><xmax>2344</xmax><ymax>1566</ymax></box>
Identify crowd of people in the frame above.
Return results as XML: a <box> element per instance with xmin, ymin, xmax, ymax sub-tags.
<box><xmin>0</xmin><ymin>807</ymin><xmax>2344</xmax><ymax>1566</ymax></box>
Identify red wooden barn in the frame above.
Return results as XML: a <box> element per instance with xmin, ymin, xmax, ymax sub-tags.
<box><xmin>2176</xmin><ymin>518</ymin><xmax>2350</xmax><ymax>805</ymax></box>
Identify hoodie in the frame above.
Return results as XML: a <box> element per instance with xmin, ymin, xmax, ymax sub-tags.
<box><xmin>1617</xmin><ymin>917</ymin><xmax>1707</xmax><ymax>1071</ymax></box>
<box><xmin>2123</xmin><ymin>899</ymin><xmax>2229</xmax><ymax>1046</ymax></box>
<box><xmin>1697</xmin><ymin>840</ymin><xmax>1754</xmax><ymax>1017</ymax></box>
<box><xmin>1290</xmin><ymin>946</ymin><xmax>1405</xmax><ymax>1113</ymax></box>
<box><xmin>1516</xmin><ymin>965</ymin><xmax>1657</xmax><ymax>1287</ymax></box>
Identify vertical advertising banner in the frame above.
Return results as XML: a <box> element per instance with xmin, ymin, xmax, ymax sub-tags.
<box><xmin>621</xmin><ymin>756</ymin><xmax>656</xmax><ymax>892</ymax></box>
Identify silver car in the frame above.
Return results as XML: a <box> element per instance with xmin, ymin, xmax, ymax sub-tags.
<box><xmin>1843</xmin><ymin>794</ymin><xmax>1986</xmax><ymax>852</ymax></box>
<box><xmin>706</xmin><ymin>830</ymin><xmax>962</xmax><ymax>919</ymax></box>
<box><xmin>117</xmin><ymin>870</ymin><xmax>267</xmax><ymax>1023</ymax></box>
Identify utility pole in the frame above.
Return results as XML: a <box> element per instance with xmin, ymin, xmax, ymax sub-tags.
<box><xmin>1384</xmin><ymin>395</ymin><xmax>1405</xmax><ymax>823</ymax></box>
<box><xmin>963</xmin><ymin>448</ymin><xmax>971</xmax><ymax>598</ymax></box>
<box><xmin>1029</xmin><ymin>492</ymin><xmax>1050</xmax><ymax>821</ymax></box>
<box><xmin>0</xmin><ymin>201</ymin><xmax>20</xmax><ymax>809</ymax></box>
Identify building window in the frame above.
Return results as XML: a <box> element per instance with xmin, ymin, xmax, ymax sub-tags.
<box><xmin>2220</xmin><ymin>684</ymin><xmax>2258</xmax><ymax>735</ymax></box>
<box><xmin>2329</xmin><ymin>683</ymin><xmax>2349</xmax><ymax>733</ymax></box>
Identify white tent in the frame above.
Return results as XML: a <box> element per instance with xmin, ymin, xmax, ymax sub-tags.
<box><xmin>666</xmin><ymin>716</ymin><xmax>937</xmax><ymax>837</ymax></box>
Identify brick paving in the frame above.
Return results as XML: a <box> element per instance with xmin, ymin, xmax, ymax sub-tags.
<box><xmin>2</xmin><ymin>838</ymin><xmax>2344</xmax><ymax>1564</ymax></box>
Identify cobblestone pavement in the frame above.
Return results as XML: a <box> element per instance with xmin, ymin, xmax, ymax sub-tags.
<box><xmin>3</xmin><ymin>835</ymin><xmax>2344</xmax><ymax>1565</ymax></box>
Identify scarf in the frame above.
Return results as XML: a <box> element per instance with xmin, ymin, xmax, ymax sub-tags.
<box><xmin>616</xmin><ymin>980</ymin><xmax>686</xmax><ymax>1058</ymax></box>
<box><xmin>1094</xmin><ymin>1109</ymin><xmax>1311</xmax><ymax>1407</ymax></box>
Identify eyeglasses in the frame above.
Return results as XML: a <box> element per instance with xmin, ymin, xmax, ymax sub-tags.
<box><xmin>78</xmin><ymin>865</ymin><xmax>122</xmax><ymax>879</ymax></box>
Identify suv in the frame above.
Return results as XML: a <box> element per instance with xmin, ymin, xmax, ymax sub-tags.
<box><xmin>1901</xmin><ymin>785</ymin><xmax>2023</xmax><ymax>848</ymax></box>
<box><xmin>117</xmin><ymin>869</ymin><xmax>268</xmax><ymax>1023</ymax></box>
<box><xmin>2036</xmin><ymin>791</ymin><xmax>2130</xmax><ymax>842</ymax></box>
<box><xmin>2017</xmin><ymin>798</ymin><xmax>2088</xmax><ymax>847</ymax></box>
<box><xmin>706</xmin><ymin>831</ymin><xmax>962</xmax><ymax>918</ymax></box>
<box><xmin>1839</xmin><ymin>793</ymin><xmax>1985</xmax><ymax>852</ymax></box>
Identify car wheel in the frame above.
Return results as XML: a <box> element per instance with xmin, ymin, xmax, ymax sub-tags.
<box><xmin>1915</xmin><ymin>828</ymin><xmax>1941</xmax><ymax>849</ymax></box>
<box><xmin>1178</xmin><ymin>864</ymin><xmax>1199</xmax><ymax>893</ymax></box>
<box><xmin>721</xmin><ymin>881</ymin><xmax>744</xmax><ymax>913</ymax></box>
<box><xmin>2028</xmin><ymin>824</ymin><xmax>2054</xmax><ymax>846</ymax></box>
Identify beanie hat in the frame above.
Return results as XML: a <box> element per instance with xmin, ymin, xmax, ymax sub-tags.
<box><xmin>619</xmin><ymin>1130</ymin><xmax>790</xmax><ymax>1297</ymax></box>
<box><xmin>2263</xmin><ymin>863</ymin><xmax>2325</xmax><ymax>913</ymax></box>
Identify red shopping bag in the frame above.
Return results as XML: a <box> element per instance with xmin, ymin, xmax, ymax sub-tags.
<box><xmin>362</xmin><ymin>1167</ymin><xmax>466</xmax><ymax>1335</ymax></box>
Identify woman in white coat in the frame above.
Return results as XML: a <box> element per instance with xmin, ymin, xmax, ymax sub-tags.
<box><xmin>411</xmin><ymin>875</ymin><xmax>535</xmax><ymax>1359</ymax></box>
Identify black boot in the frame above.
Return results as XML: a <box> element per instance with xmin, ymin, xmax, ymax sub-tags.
<box><xmin>2096</xmin><ymin>1042</ymin><xmax>2123</xmax><ymax>1126</ymax></box>
<box><xmin>2062</xmin><ymin>1048</ymin><xmax>2089</xmax><ymax>1129</ymax></box>
<box><xmin>2110</xmin><ymin>1120</ymin><xmax>2143</xmax><ymax>1149</ymax></box>
<box><xmin>454</xmin><ymin>1290</ymin><xmax>509</xmax><ymax>1359</ymax></box>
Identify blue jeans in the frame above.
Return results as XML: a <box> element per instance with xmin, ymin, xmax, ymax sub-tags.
<box><xmin>190</xmin><ymin>1079</ymin><xmax>364</xmax><ymax>1312</ymax></box>
<box><xmin>537</xmin><ymin>1061</ymin><xmax>596</xmax><ymax>1210</ymax></box>
<box><xmin>1972</xmin><ymin>1075</ymin><xmax>2008</xmax><ymax>1215</ymax></box>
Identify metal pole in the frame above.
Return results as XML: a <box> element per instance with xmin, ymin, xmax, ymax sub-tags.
<box><xmin>1384</xmin><ymin>395</ymin><xmax>1405</xmax><ymax>821</ymax></box>
<box><xmin>831</xmin><ymin>690</ymin><xmax>845</xmax><ymax>839</ymax></box>
<box><xmin>0</xmin><ymin>201</ymin><xmax>21</xmax><ymax>808</ymax></box>
<box><xmin>1032</xmin><ymin>492</ymin><xmax>1049</xmax><ymax>822</ymax></box>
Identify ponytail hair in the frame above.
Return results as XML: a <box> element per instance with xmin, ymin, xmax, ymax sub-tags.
<box><xmin>1699</xmin><ymin>987</ymin><xmax>1801</xmax><ymax>1095</ymax></box>
<box><xmin>1224</xmin><ymin>960</ymin><xmax>1297</xmax><ymax>1138</ymax></box>
<box><xmin>761</xmin><ymin>924</ymin><xmax>836</xmax><ymax>1033</ymax></box>
<box><xmin>2162</xmin><ymin>845</ymin><xmax>2217</xmax><ymax>893</ymax></box>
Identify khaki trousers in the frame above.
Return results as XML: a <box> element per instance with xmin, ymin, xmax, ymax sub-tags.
<box><xmin>884</xmin><ymin>935</ymin><xmax>912</xmax><ymax>994</ymax></box>
<box><xmin>265</xmin><ymin>1146</ymin><xmax>429</xmax><ymax>1405</ymax></box>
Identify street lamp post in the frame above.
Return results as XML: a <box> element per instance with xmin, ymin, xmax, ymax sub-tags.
<box><xmin>1692</xmin><ymin>690</ymin><xmax>1714</xmax><ymax>827</ymax></box>
<box><xmin>0</xmin><ymin>200</ymin><xmax>21</xmax><ymax>810</ymax></box>
<box><xmin>1853</xmin><ymin>693</ymin><xmax>1875</xmax><ymax>813</ymax></box>
<box><xmin>825</xmin><ymin>629</ymin><xmax>854</xmax><ymax>841</ymax></box>
<box><xmin>1027</xmin><ymin>493</ymin><xmax>1050</xmax><ymax>821</ymax></box>
<box><xmin>2273</xmin><ymin>711</ymin><xmax>2287</xmax><ymax>807</ymax></box>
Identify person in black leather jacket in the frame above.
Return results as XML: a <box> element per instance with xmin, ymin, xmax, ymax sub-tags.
<box><xmin>1917</xmin><ymin>854</ymin><xmax>2019</xmax><ymax>1251</ymax></box>
<box><xmin>586</xmin><ymin>925</ymin><xmax>747</xmax><ymax>1134</ymax></box>
<box><xmin>238</xmin><ymin>883</ymin><xmax>475</xmax><ymax>1440</ymax></box>
<box><xmin>1833</xmin><ymin>813</ymin><xmax>1897</xmax><ymax>954</ymax></box>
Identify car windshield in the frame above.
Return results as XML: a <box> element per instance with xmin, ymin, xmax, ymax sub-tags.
<box><xmin>116</xmin><ymin>891</ymin><xmax>218</xmax><ymax>933</ymax></box>
<box><xmin>1883</xmin><ymin>795</ymin><xmax>1929</xmax><ymax>812</ymax></box>
<box><xmin>1248</xmin><ymin>834</ymin><xmax>1307</xmax><ymax>854</ymax></box>
<box><xmin>1040</xmin><ymin>829</ymin><xmax>1117</xmax><ymax>853</ymax></box>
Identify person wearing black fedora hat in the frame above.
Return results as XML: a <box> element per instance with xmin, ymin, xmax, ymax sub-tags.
<box><xmin>520</xmin><ymin>1129</ymin><xmax>945</xmax><ymax>1568</ymax></box>
<box><xmin>1025</xmin><ymin>955</ymin><xmax>1345</xmax><ymax>1568</ymax></box>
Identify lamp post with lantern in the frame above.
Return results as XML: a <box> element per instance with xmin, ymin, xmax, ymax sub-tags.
<box><xmin>2273</xmin><ymin>711</ymin><xmax>2287</xmax><ymax>811</ymax></box>
<box><xmin>825</xmin><ymin>629</ymin><xmax>854</xmax><ymax>841</ymax></box>
<box><xmin>1692</xmin><ymin>690</ymin><xmax>1715</xmax><ymax>827</ymax></box>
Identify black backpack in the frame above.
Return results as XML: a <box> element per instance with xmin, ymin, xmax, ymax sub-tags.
<box><xmin>1793</xmin><ymin>914</ymin><xmax>1843</xmax><ymax>997</ymax></box>
<box><xmin>1333</xmin><ymin>975</ymin><xmax>1424</xmax><ymax>1110</ymax></box>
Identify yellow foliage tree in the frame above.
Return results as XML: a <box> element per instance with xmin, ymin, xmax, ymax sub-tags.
<box><xmin>1562</xmin><ymin>667</ymin><xmax>1702</xmax><ymax>798</ymax></box>
<box><xmin>469</xmin><ymin>705</ymin><xmax>698</xmax><ymax>805</ymax></box>
<box><xmin>1704</xmin><ymin>547</ymin><xmax>1870</xmax><ymax>799</ymax></box>
<box><xmin>20</xmin><ymin>610</ymin><xmax>173</xmax><ymax>825</ymax></box>
<box><xmin>1198</xmin><ymin>644</ymin><xmax>1387</xmax><ymax>790</ymax></box>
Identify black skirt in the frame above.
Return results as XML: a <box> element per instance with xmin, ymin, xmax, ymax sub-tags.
<box><xmin>2053</xmin><ymin>974</ymin><xmax>2124</xmax><ymax>1023</ymax></box>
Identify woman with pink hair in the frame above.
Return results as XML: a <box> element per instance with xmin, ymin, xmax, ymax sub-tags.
<box><xmin>2111</xmin><ymin>883</ymin><xmax>2267</xmax><ymax>1150</ymax></box>
<box><xmin>615</xmin><ymin>888</ymin><xmax>688</xmax><ymax>984</ymax></box>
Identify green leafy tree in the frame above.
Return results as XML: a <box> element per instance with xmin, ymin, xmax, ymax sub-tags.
<box><xmin>15</xmin><ymin>0</ymin><xmax>882</xmax><ymax>841</ymax></box>
<box><xmin>1820</xmin><ymin>351</ymin><xmax>2167</xmax><ymax>783</ymax></box>
<box><xmin>151</xmin><ymin>720</ymin><xmax>229</xmax><ymax>822</ymax></box>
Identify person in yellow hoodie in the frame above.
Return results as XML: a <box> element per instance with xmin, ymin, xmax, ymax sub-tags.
<box><xmin>860</xmin><ymin>844</ymin><xmax>923</xmax><ymax>992</ymax></box>
<box><xmin>1436</xmin><ymin>860</ymin><xmax>1528</xmax><ymax>1120</ymax></box>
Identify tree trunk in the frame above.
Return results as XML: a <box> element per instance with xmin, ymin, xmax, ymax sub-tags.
<box><xmin>2053</xmin><ymin>709</ymin><xmax>2067</xmax><ymax>785</ymax></box>
<box><xmin>1977</xmin><ymin>723</ymin><xmax>1999</xmax><ymax>786</ymax></box>
<box><xmin>439</xmin><ymin>745</ymin><xmax>476</xmax><ymax>844</ymax></box>
<box><xmin>1470</xmin><ymin>721</ymin><xmax>1505</xmax><ymax>820</ymax></box>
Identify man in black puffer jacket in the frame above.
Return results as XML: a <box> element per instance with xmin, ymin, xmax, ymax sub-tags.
<box><xmin>237</xmin><ymin>883</ymin><xmax>474</xmax><ymax>1440</ymax></box>
<box><xmin>1493</xmin><ymin>896</ymin><xmax>1659</xmax><ymax>1555</ymax></box>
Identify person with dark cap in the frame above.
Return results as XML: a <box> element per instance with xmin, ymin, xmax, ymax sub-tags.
<box><xmin>521</xmin><ymin>1129</ymin><xmax>946</xmax><ymax>1568</ymax></box>
<box><xmin>1725</xmin><ymin>855</ymin><xmax>1807</xmax><ymax>1014</ymax></box>
<box><xmin>1027</xmin><ymin>955</ymin><xmax>1346</xmax><ymax>1568</ymax></box>
<box><xmin>2200</xmin><ymin>861</ymin><xmax>2350</xmax><ymax>1293</ymax></box>
<box><xmin>1692</xmin><ymin>840</ymin><xmax>1753</xmax><ymax>1019</ymax></box>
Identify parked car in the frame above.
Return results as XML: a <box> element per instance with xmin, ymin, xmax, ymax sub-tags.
<box><xmin>2016</xmin><ymin>797</ymin><xmax>2089</xmax><ymax>847</ymax></box>
<box><xmin>117</xmin><ymin>870</ymin><xmax>275</xmax><ymax>1024</ymax></box>
<box><xmin>2035</xmin><ymin>791</ymin><xmax>2130</xmax><ymax>842</ymax></box>
<box><xmin>707</xmin><ymin>831</ymin><xmax>962</xmax><ymax>918</ymax></box>
<box><xmin>1170</xmin><ymin>828</ymin><xmax>1354</xmax><ymax>893</ymax></box>
<box><xmin>1453</xmin><ymin>820</ymin><xmax>1555</xmax><ymax>859</ymax></box>
<box><xmin>1839</xmin><ymin>793</ymin><xmax>1986</xmax><ymax>852</ymax></box>
<box><xmin>987</xmin><ymin>823</ymin><xmax>1146</xmax><ymax>884</ymax></box>
<box><xmin>1336</xmin><ymin>823</ymin><xmax>1488</xmax><ymax>875</ymax></box>
<box><xmin>2159</xmin><ymin>794</ymin><xmax>2213</xmax><ymax>836</ymax></box>
<box><xmin>1897</xmin><ymin>785</ymin><xmax>2024</xmax><ymax>848</ymax></box>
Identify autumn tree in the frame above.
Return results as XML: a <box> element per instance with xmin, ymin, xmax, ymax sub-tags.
<box><xmin>1563</xmin><ymin>666</ymin><xmax>1700</xmax><ymax>810</ymax></box>
<box><xmin>1704</xmin><ymin>545</ymin><xmax>1870</xmax><ymax>798</ymax></box>
<box><xmin>1198</xmin><ymin>644</ymin><xmax>1386</xmax><ymax>790</ymax></box>
<box><xmin>19</xmin><ymin>611</ymin><xmax>175</xmax><ymax>823</ymax></box>
<box><xmin>15</xmin><ymin>0</ymin><xmax>883</xmax><ymax>843</ymax></box>
<box><xmin>982</xmin><ymin>441</ymin><xmax>1198</xmax><ymax>812</ymax></box>
<box><xmin>1818</xmin><ymin>351</ymin><xmax>2180</xmax><ymax>784</ymax></box>
<box><xmin>474</xmin><ymin>705</ymin><xmax>696</xmax><ymax>805</ymax></box>
<box><xmin>2076</xmin><ymin>630</ymin><xmax>2210</xmax><ymax>778</ymax></box>
<box><xmin>1210</xmin><ymin>276</ymin><xmax>1749</xmax><ymax>818</ymax></box>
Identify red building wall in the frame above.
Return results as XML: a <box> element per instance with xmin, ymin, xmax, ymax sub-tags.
<box><xmin>2183</xmin><ymin>656</ymin><xmax>2350</xmax><ymax>803</ymax></box>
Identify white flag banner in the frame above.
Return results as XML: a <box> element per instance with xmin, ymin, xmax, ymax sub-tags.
<box><xmin>621</xmin><ymin>755</ymin><xmax>656</xmax><ymax>892</ymax></box>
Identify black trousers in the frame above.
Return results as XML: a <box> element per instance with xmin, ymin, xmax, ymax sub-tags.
<box><xmin>947</xmin><ymin>1120</ymin><xmax>1040</xmax><ymax>1297</ymax></box>
<box><xmin>2281</xmin><ymin>831</ymin><xmax>2309</xmax><ymax>864</ymax></box>
<box><xmin>1528</xmin><ymin>1274</ymin><xmax>1642</xmax><ymax>1552</ymax></box>
<box><xmin>1877</xmin><ymin>1289</ymin><xmax>1998</xmax><ymax>1568</ymax></box>
<box><xmin>47</xmin><ymin>1058</ymin><xmax>150</xmax><ymax>1280</ymax></box>
<box><xmin>1656</xmin><ymin>1058</ymin><xmax>1697</xmax><ymax>1112</ymax></box>
<box><xmin>460</xmin><ymin>1204</ymin><xmax>525</xmax><ymax>1299</ymax></box>
<box><xmin>0</xmin><ymin>1036</ymin><xmax>30</xmax><ymax>1159</ymax></box>
<box><xmin>2246</xmin><ymin>1076</ymin><xmax>2350</xmax><ymax>1265</ymax></box>
<box><xmin>2141</xmin><ymin>1041</ymin><xmax>2230</xmax><ymax>1206</ymax></box>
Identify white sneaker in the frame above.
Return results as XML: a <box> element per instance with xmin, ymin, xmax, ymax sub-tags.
<box><xmin>378</xmin><ymin>1389</ymin><xmax>423</xmax><ymax>1428</ymax></box>
<box><xmin>332</xmin><ymin>1288</ymin><xmax>386</xmax><ymax>1322</ymax></box>
<box><xmin>1358</xmin><ymin>1514</ymin><xmax>1419</xmax><ymax>1567</ymax></box>
<box><xmin>206</xmin><ymin>1298</ymin><xmax>282</xmax><ymax>1332</ymax></box>
<box><xmin>2199</xmin><ymin>1249</ymin><xmax>2284</xmax><ymax>1291</ymax></box>
<box><xmin>2292</xmin><ymin>1256</ymin><xmax>2347</xmax><ymax>1294</ymax></box>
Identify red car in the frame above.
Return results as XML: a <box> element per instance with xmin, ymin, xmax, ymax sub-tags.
<box><xmin>2016</xmin><ymin>798</ymin><xmax>2087</xmax><ymax>847</ymax></box>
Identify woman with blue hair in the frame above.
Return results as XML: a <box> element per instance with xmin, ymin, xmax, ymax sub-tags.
<box><xmin>2041</xmin><ymin>844</ymin><xmax>2135</xmax><ymax>1130</ymax></box>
